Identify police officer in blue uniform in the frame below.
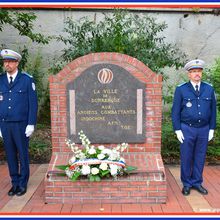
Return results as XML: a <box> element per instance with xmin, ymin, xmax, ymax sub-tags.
<box><xmin>172</xmin><ymin>59</ymin><xmax>216</xmax><ymax>196</ymax></box>
<box><xmin>0</xmin><ymin>49</ymin><xmax>38</xmax><ymax>196</ymax></box>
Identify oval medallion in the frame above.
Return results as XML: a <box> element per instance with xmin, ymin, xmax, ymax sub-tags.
<box><xmin>186</xmin><ymin>101</ymin><xmax>192</xmax><ymax>108</ymax></box>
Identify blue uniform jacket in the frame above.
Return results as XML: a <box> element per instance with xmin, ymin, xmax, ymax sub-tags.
<box><xmin>172</xmin><ymin>81</ymin><xmax>216</xmax><ymax>130</ymax></box>
<box><xmin>0</xmin><ymin>71</ymin><xmax>38</xmax><ymax>125</ymax></box>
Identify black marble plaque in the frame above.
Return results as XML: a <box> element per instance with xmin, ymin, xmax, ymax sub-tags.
<box><xmin>67</xmin><ymin>63</ymin><xmax>145</xmax><ymax>143</ymax></box>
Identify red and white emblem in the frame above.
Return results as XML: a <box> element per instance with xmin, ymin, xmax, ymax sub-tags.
<box><xmin>97</xmin><ymin>68</ymin><xmax>113</xmax><ymax>84</ymax></box>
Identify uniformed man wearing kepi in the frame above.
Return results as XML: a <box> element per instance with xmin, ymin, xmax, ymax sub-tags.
<box><xmin>172</xmin><ymin>59</ymin><xmax>217</xmax><ymax>196</ymax></box>
<box><xmin>0</xmin><ymin>49</ymin><xmax>38</xmax><ymax>196</ymax></box>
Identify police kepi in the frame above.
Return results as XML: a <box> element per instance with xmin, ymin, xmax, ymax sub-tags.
<box><xmin>184</xmin><ymin>59</ymin><xmax>205</xmax><ymax>71</ymax></box>
<box><xmin>1</xmin><ymin>49</ymin><xmax>22</xmax><ymax>61</ymax></box>
<box><xmin>0</xmin><ymin>49</ymin><xmax>38</xmax><ymax>196</ymax></box>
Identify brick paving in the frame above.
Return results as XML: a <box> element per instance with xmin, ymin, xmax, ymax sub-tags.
<box><xmin>0</xmin><ymin>164</ymin><xmax>220</xmax><ymax>215</ymax></box>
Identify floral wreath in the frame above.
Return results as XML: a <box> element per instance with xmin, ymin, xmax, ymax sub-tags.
<box><xmin>56</xmin><ymin>130</ymin><xmax>137</xmax><ymax>182</ymax></box>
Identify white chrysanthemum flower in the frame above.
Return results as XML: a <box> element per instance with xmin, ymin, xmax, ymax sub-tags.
<box><xmin>99</xmin><ymin>163</ymin><xmax>108</xmax><ymax>171</ymax></box>
<box><xmin>98</xmin><ymin>145</ymin><xmax>105</xmax><ymax>150</ymax></box>
<box><xmin>69</xmin><ymin>142</ymin><xmax>76</xmax><ymax>151</ymax></box>
<box><xmin>75</xmin><ymin>155</ymin><xmax>80</xmax><ymax>159</ymax></box>
<box><xmin>91</xmin><ymin>167</ymin><xmax>99</xmax><ymax>175</ymax></box>
<box><xmin>102</xmin><ymin>148</ymin><xmax>112</xmax><ymax>155</ymax></box>
<box><xmin>121</xmin><ymin>143</ymin><xmax>128</xmax><ymax>152</ymax></box>
<box><xmin>78</xmin><ymin>153</ymin><xmax>86</xmax><ymax>160</ymax></box>
<box><xmin>75</xmin><ymin>150</ymin><xmax>82</xmax><ymax>154</ymax></box>
<box><xmin>88</xmin><ymin>148</ymin><xmax>96</xmax><ymax>155</ymax></box>
<box><xmin>81</xmin><ymin>165</ymin><xmax>91</xmax><ymax>175</ymax></box>
<box><xmin>65</xmin><ymin>168</ymin><xmax>74</xmax><ymax>178</ymax></box>
<box><xmin>69</xmin><ymin>156</ymin><xmax>76</xmax><ymax>165</ymax></box>
<box><xmin>116</xmin><ymin>145</ymin><xmax>120</xmax><ymax>151</ymax></box>
<box><xmin>109</xmin><ymin>150</ymin><xmax>120</xmax><ymax>161</ymax></box>
<box><xmin>110</xmin><ymin>164</ymin><xmax>118</xmax><ymax>176</ymax></box>
<box><xmin>97</xmin><ymin>153</ymin><xmax>105</xmax><ymax>160</ymax></box>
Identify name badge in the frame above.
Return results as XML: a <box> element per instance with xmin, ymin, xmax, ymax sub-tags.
<box><xmin>186</xmin><ymin>101</ymin><xmax>192</xmax><ymax>107</ymax></box>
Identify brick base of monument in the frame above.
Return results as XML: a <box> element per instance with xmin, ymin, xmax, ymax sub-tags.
<box><xmin>45</xmin><ymin>153</ymin><xmax>166</xmax><ymax>204</ymax></box>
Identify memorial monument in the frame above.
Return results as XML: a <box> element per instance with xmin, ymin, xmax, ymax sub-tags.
<box><xmin>45</xmin><ymin>52</ymin><xmax>166</xmax><ymax>204</ymax></box>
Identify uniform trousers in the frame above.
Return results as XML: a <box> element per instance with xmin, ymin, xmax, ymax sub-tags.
<box><xmin>1</xmin><ymin>121</ymin><xmax>29</xmax><ymax>188</ymax></box>
<box><xmin>180</xmin><ymin>123</ymin><xmax>209</xmax><ymax>187</ymax></box>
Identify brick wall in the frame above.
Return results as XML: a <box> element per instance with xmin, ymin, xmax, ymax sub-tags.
<box><xmin>45</xmin><ymin>52</ymin><xmax>167</xmax><ymax>204</ymax></box>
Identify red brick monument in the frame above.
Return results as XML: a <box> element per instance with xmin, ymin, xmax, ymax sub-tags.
<box><xmin>45</xmin><ymin>52</ymin><xmax>166</xmax><ymax>204</ymax></box>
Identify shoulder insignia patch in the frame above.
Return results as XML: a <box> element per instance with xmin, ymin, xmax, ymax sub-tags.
<box><xmin>203</xmin><ymin>81</ymin><xmax>213</xmax><ymax>87</ymax></box>
<box><xmin>177</xmin><ymin>82</ymin><xmax>187</xmax><ymax>87</ymax></box>
<box><xmin>22</xmin><ymin>72</ymin><xmax>33</xmax><ymax>78</ymax></box>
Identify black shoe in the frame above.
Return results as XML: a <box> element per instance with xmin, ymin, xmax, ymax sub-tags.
<box><xmin>8</xmin><ymin>186</ymin><xmax>18</xmax><ymax>196</ymax></box>
<box><xmin>182</xmin><ymin>186</ymin><xmax>191</xmax><ymax>196</ymax></box>
<box><xmin>16</xmin><ymin>187</ymin><xmax>27</xmax><ymax>196</ymax></box>
<box><xmin>193</xmin><ymin>185</ymin><xmax>208</xmax><ymax>195</ymax></box>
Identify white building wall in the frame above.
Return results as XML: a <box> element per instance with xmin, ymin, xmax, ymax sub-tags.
<box><xmin>1</xmin><ymin>8</ymin><xmax>220</xmax><ymax>74</ymax></box>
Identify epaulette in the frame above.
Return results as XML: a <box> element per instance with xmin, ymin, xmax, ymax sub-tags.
<box><xmin>22</xmin><ymin>72</ymin><xmax>33</xmax><ymax>78</ymax></box>
<box><xmin>203</xmin><ymin>81</ymin><xmax>213</xmax><ymax>87</ymax></box>
<box><xmin>177</xmin><ymin>82</ymin><xmax>187</xmax><ymax>87</ymax></box>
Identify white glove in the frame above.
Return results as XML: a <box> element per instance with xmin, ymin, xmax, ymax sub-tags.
<box><xmin>208</xmin><ymin>129</ymin><xmax>214</xmax><ymax>141</ymax></box>
<box><xmin>0</xmin><ymin>129</ymin><xmax>2</xmax><ymax>138</ymax></box>
<box><xmin>175</xmin><ymin>130</ymin><xmax>184</xmax><ymax>143</ymax></box>
<box><xmin>25</xmin><ymin>125</ymin><xmax>35</xmax><ymax>137</ymax></box>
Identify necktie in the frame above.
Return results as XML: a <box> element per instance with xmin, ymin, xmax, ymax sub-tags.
<box><xmin>9</xmin><ymin>76</ymin><xmax>13</xmax><ymax>86</ymax></box>
<box><xmin>195</xmin><ymin>85</ymin><xmax>199</xmax><ymax>96</ymax></box>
